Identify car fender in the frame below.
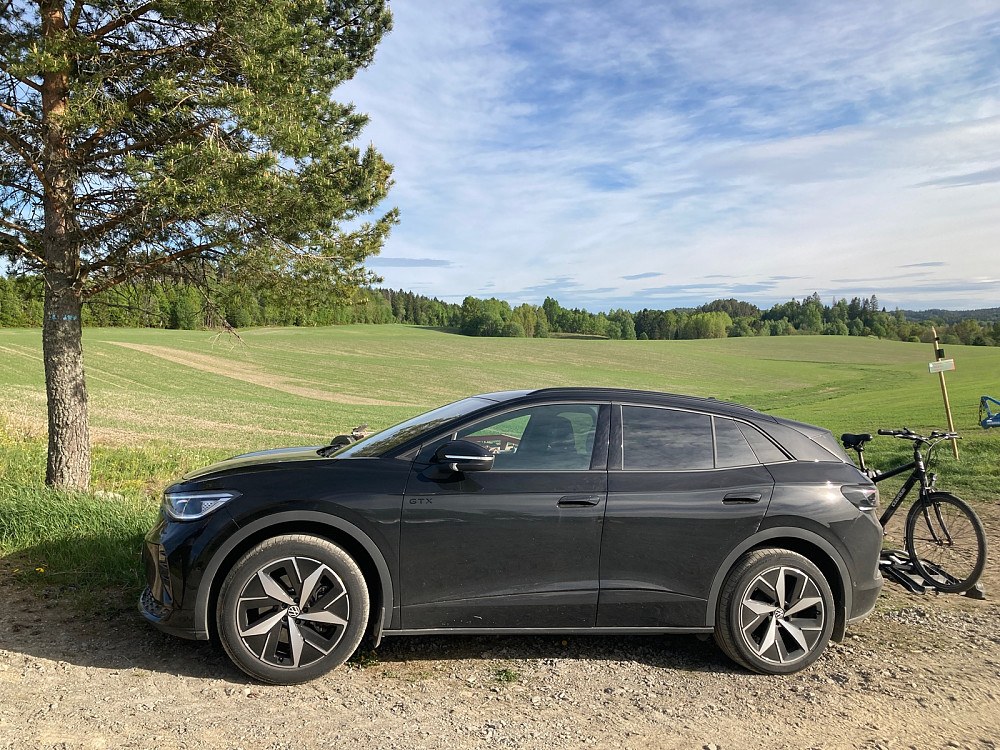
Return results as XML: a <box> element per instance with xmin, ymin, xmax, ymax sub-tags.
<box><xmin>193</xmin><ymin>511</ymin><xmax>394</xmax><ymax>642</ymax></box>
<box><xmin>703</xmin><ymin>526</ymin><xmax>852</xmax><ymax>632</ymax></box>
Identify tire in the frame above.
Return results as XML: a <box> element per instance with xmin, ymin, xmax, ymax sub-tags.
<box><xmin>905</xmin><ymin>492</ymin><xmax>988</xmax><ymax>594</ymax></box>
<box><xmin>217</xmin><ymin>534</ymin><xmax>369</xmax><ymax>684</ymax></box>
<box><xmin>714</xmin><ymin>548</ymin><xmax>835</xmax><ymax>675</ymax></box>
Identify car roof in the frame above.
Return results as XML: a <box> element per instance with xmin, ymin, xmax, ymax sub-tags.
<box><xmin>479</xmin><ymin>387</ymin><xmax>769</xmax><ymax>421</ymax></box>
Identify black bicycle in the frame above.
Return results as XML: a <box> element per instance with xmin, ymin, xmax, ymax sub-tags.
<box><xmin>841</xmin><ymin>428</ymin><xmax>988</xmax><ymax>594</ymax></box>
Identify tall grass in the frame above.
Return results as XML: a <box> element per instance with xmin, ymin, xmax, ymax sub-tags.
<box><xmin>0</xmin><ymin>422</ymin><xmax>228</xmax><ymax>610</ymax></box>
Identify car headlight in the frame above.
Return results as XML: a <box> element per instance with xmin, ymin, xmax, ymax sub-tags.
<box><xmin>162</xmin><ymin>489</ymin><xmax>240</xmax><ymax>521</ymax></box>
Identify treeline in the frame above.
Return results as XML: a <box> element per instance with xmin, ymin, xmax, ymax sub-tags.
<box><xmin>2</xmin><ymin>275</ymin><xmax>999</xmax><ymax>346</ymax></box>
<box><xmin>456</xmin><ymin>293</ymin><xmax>1000</xmax><ymax>346</ymax></box>
<box><xmin>0</xmin><ymin>276</ymin><xmax>459</xmax><ymax>330</ymax></box>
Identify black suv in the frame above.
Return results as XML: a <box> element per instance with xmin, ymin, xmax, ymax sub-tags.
<box><xmin>140</xmin><ymin>388</ymin><xmax>883</xmax><ymax>683</ymax></box>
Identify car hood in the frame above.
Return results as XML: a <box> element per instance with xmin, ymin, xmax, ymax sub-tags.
<box><xmin>182</xmin><ymin>446</ymin><xmax>327</xmax><ymax>481</ymax></box>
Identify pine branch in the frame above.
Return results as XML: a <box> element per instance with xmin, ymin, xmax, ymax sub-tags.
<box><xmin>83</xmin><ymin>241</ymin><xmax>217</xmax><ymax>298</ymax></box>
<box><xmin>0</xmin><ymin>217</ymin><xmax>35</xmax><ymax>236</ymax></box>
<box><xmin>81</xmin><ymin>214</ymin><xmax>184</xmax><ymax>273</ymax></box>
<box><xmin>0</xmin><ymin>176</ymin><xmax>42</xmax><ymax>200</ymax></box>
<box><xmin>68</xmin><ymin>0</ymin><xmax>85</xmax><ymax>30</ymax></box>
<box><xmin>83</xmin><ymin>121</ymin><xmax>207</xmax><ymax>163</ymax></box>
<box><xmin>97</xmin><ymin>34</ymin><xmax>213</xmax><ymax>61</ymax></box>
<box><xmin>87</xmin><ymin>2</ymin><xmax>155</xmax><ymax>39</ymax></box>
<box><xmin>181</xmin><ymin>272</ymin><xmax>244</xmax><ymax>341</ymax></box>
<box><xmin>0</xmin><ymin>128</ymin><xmax>47</xmax><ymax>189</ymax></box>
<box><xmin>80</xmin><ymin>203</ymin><xmax>153</xmax><ymax>239</ymax></box>
<box><xmin>73</xmin><ymin>87</ymin><xmax>156</xmax><ymax>157</ymax></box>
<box><xmin>0</xmin><ymin>225</ymin><xmax>47</xmax><ymax>267</ymax></box>
<box><xmin>0</xmin><ymin>61</ymin><xmax>42</xmax><ymax>93</ymax></box>
<box><xmin>0</xmin><ymin>99</ymin><xmax>38</xmax><ymax>123</ymax></box>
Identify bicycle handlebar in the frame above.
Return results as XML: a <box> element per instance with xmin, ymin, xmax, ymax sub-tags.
<box><xmin>876</xmin><ymin>428</ymin><xmax>961</xmax><ymax>442</ymax></box>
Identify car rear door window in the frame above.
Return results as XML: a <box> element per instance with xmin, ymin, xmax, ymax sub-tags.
<box><xmin>622</xmin><ymin>406</ymin><xmax>713</xmax><ymax>471</ymax></box>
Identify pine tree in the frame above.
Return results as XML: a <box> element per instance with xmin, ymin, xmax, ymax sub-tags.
<box><xmin>0</xmin><ymin>1</ymin><xmax>396</xmax><ymax>489</ymax></box>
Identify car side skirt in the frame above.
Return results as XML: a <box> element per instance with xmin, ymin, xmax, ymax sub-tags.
<box><xmin>383</xmin><ymin>626</ymin><xmax>714</xmax><ymax>636</ymax></box>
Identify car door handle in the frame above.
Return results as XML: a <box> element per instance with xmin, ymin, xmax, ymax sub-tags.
<box><xmin>558</xmin><ymin>494</ymin><xmax>602</xmax><ymax>507</ymax></box>
<box><xmin>723</xmin><ymin>492</ymin><xmax>762</xmax><ymax>504</ymax></box>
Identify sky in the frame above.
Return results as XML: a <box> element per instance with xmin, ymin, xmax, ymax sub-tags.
<box><xmin>340</xmin><ymin>1</ymin><xmax>1000</xmax><ymax>312</ymax></box>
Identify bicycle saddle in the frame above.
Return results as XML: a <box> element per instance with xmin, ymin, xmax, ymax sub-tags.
<box><xmin>841</xmin><ymin>433</ymin><xmax>872</xmax><ymax>450</ymax></box>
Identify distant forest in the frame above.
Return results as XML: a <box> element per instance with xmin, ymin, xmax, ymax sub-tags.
<box><xmin>1</xmin><ymin>274</ymin><xmax>998</xmax><ymax>346</ymax></box>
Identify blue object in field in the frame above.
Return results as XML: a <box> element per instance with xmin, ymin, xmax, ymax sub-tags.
<box><xmin>980</xmin><ymin>396</ymin><xmax>1000</xmax><ymax>429</ymax></box>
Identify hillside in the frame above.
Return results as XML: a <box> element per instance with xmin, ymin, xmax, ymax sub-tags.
<box><xmin>2</xmin><ymin>325</ymin><xmax>997</xmax><ymax>457</ymax></box>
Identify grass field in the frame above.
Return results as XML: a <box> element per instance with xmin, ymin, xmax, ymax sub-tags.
<box><xmin>1</xmin><ymin>325</ymin><xmax>997</xmax><ymax>603</ymax></box>
<box><xmin>1</xmin><ymin>324</ymin><xmax>998</xmax><ymax>484</ymax></box>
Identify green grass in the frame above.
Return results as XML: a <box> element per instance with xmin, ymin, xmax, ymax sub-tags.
<box><xmin>1</xmin><ymin>325</ymin><xmax>998</xmax><ymax>606</ymax></box>
<box><xmin>495</xmin><ymin>667</ymin><xmax>521</xmax><ymax>683</ymax></box>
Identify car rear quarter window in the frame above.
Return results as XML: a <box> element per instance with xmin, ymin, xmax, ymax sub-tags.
<box><xmin>714</xmin><ymin>417</ymin><xmax>759</xmax><ymax>467</ymax></box>
<box><xmin>737</xmin><ymin>422</ymin><xmax>788</xmax><ymax>463</ymax></box>
<box><xmin>622</xmin><ymin>406</ymin><xmax>713</xmax><ymax>470</ymax></box>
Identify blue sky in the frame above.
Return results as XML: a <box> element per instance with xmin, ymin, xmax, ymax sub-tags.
<box><xmin>341</xmin><ymin>1</ymin><xmax>1000</xmax><ymax>312</ymax></box>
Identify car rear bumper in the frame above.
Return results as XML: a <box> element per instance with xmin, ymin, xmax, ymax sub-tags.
<box><xmin>848</xmin><ymin>566</ymin><xmax>883</xmax><ymax>623</ymax></box>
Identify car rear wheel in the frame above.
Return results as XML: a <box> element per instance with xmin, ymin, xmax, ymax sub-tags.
<box><xmin>217</xmin><ymin>534</ymin><xmax>369</xmax><ymax>684</ymax></box>
<box><xmin>715</xmin><ymin>548</ymin><xmax>834</xmax><ymax>674</ymax></box>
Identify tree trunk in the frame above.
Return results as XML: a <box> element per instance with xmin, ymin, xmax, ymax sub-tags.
<box><xmin>40</xmin><ymin>0</ymin><xmax>90</xmax><ymax>491</ymax></box>
<box><xmin>42</xmin><ymin>272</ymin><xmax>90</xmax><ymax>490</ymax></box>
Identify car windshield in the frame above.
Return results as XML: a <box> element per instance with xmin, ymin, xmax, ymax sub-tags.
<box><xmin>333</xmin><ymin>396</ymin><xmax>497</xmax><ymax>458</ymax></box>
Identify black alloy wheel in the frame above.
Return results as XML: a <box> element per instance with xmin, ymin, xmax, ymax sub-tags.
<box><xmin>217</xmin><ymin>534</ymin><xmax>369</xmax><ymax>684</ymax></box>
<box><xmin>715</xmin><ymin>548</ymin><xmax>834</xmax><ymax>674</ymax></box>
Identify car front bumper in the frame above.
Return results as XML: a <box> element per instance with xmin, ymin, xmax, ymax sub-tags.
<box><xmin>138</xmin><ymin>510</ymin><xmax>239</xmax><ymax>641</ymax></box>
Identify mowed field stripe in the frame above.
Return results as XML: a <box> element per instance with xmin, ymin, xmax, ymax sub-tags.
<box><xmin>108</xmin><ymin>342</ymin><xmax>410</xmax><ymax>406</ymax></box>
<box><xmin>0</xmin><ymin>343</ymin><xmax>42</xmax><ymax>362</ymax></box>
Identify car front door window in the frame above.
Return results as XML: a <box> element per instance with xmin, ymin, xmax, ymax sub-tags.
<box><xmin>458</xmin><ymin>404</ymin><xmax>600</xmax><ymax>470</ymax></box>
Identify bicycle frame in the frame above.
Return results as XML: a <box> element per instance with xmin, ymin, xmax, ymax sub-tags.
<box><xmin>852</xmin><ymin>440</ymin><xmax>928</xmax><ymax>529</ymax></box>
<box><xmin>857</xmin><ymin>441</ymin><xmax>937</xmax><ymax>529</ymax></box>
<box><xmin>866</xmin><ymin>442</ymin><xmax>957</xmax><ymax>553</ymax></box>
<box><xmin>871</xmin><ymin>458</ymin><xmax>923</xmax><ymax>529</ymax></box>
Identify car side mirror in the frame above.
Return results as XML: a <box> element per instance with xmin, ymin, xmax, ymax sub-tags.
<box><xmin>433</xmin><ymin>440</ymin><xmax>494</xmax><ymax>473</ymax></box>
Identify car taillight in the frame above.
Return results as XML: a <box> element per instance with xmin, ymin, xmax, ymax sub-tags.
<box><xmin>841</xmin><ymin>484</ymin><xmax>879</xmax><ymax>511</ymax></box>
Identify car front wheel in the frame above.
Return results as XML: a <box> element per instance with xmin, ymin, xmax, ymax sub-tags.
<box><xmin>217</xmin><ymin>534</ymin><xmax>369</xmax><ymax>684</ymax></box>
<box><xmin>714</xmin><ymin>548</ymin><xmax>834</xmax><ymax>674</ymax></box>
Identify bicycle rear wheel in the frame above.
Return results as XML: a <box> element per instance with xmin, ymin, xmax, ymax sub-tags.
<box><xmin>905</xmin><ymin>492</ymin><xmax>988</xmax><ymax>594</ymax></box>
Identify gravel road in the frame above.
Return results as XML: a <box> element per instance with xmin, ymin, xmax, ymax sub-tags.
<box><xmin>2</xmin><ymin>504</ymin><xmax>998</xmax><ymax>750</ymax></box>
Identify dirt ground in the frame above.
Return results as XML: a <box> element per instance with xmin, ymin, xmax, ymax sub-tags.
<box><xmin>1</xmin><ymin>504</ymin><xmax>998</xmax><ymax>750</ymax></box>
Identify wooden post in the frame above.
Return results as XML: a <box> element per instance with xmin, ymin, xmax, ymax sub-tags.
<box><xmin>931</xmin><ymin>327</ymin><xmax>959</xmax><ymax>459</ymax></box>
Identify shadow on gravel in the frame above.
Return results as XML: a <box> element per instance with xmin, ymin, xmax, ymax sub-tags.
<box><xmin>0</xmin><ymin>575</ymin><xmax>246</xmax><ymax>682</ymax></box>
<box><xmin>370</xmin><ymin>632</ymin><xmax>739</xmax><ymax>674</ymax></box>
<box><xmin>0</xmin><ymin>576</ymin><xmax>739</xmax><ymax>683</ymax></box>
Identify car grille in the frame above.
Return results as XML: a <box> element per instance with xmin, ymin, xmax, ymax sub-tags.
<box><xmin>141</xmin><ymin>540</ymin><xmax>174</xmax><ymax>618</ymax></box>
<box><xmin>140</xmin><ymin>585</ymin><xmax>170</xmax><ymax>620</ymax></box>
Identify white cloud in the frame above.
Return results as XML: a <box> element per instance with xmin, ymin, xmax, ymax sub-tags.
<box><xmin>339</xmin><ymin>0</ymin><xmax>1000</xmax><ymax>310</ymax></box>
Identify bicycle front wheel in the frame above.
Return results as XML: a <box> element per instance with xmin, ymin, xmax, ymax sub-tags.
<box><xmin>905</xmin><ymin>492</ymin><xmax>988</xmax><ymax>594</ymax></box>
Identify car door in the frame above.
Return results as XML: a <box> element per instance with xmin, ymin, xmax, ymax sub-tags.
<box><xmin>400</xmin><ymin>402</ymin><xmax>610</xmax><ymax>630</ymax></box>
<box><xmin>598</xmin><ymin>404</ymin><xmax>778</xmax><ymax>628</ymax></box>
